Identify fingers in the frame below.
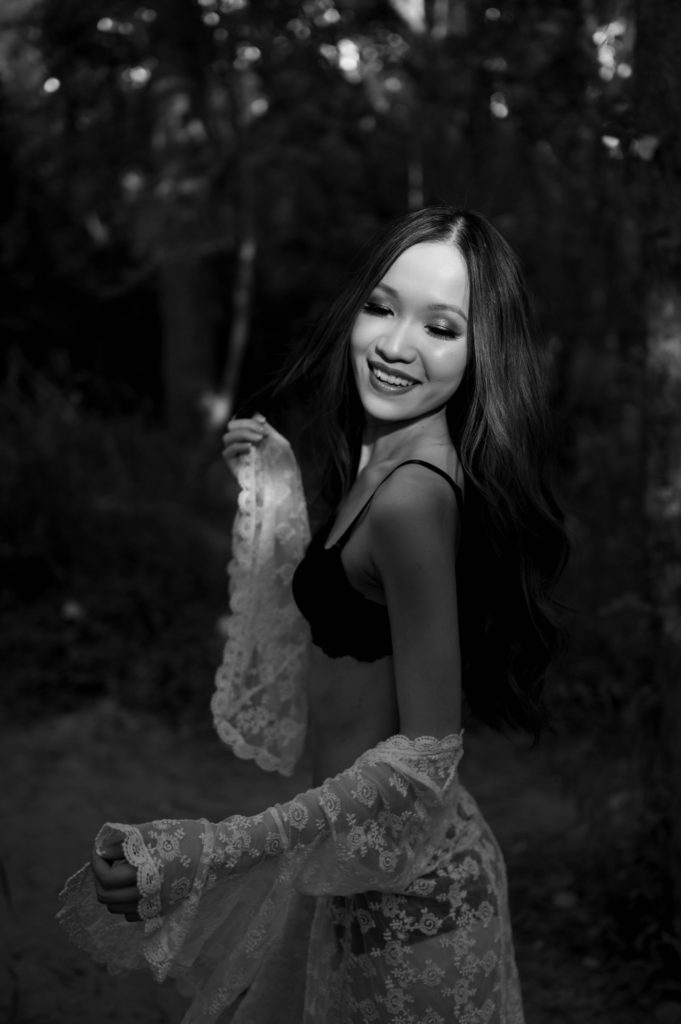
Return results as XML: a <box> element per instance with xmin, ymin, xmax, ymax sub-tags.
<box><xmin>222</xmin><ymin>414</ymin><xmax>269</xmax><ymax>462</ymax></box>
<box><xmin>97</xmin><ymin>841</ymin><xmax>124</xmax><ymax>862</ymax></box>
<box><xmin>91</xmin><ymin>851</ymin><xmax>136</xmax><ymax>887</ymax></box>
<box><xmin>97</xmin><ymin>889</ymin><xmax>141</xmax><ymax>910</ymax></box>
<box><xmin>92</xmin><ymin>850</ymin><xmax>140</xmax><ymax>904</ymax></box>
<box><xmin>91</xmin><ymin>852</ymin><xmax>142</xmax><ymax>918</ymax></box>
<box><xmin>223</xmin><ymin>442</ymin><xmax>253</xmax><ymax>460</ymax></box>
<box><xmin>227</xmin><ymin>413</ymin><xmax>267</xmax><ymax>431</ymax></box>
<box><xmin>90</xmin><ymin>840</ymin><xmax>143</xmax><ymax>922</ymax></box>
<box><xmin>224</xmin><ymin>418</ymin><xmax>268</xmax><ymax>442</ymax></box>
<box><xmin>103</xmin><ymin>901</ymin><xmax>140</xmax><ymax>918</ymax></box>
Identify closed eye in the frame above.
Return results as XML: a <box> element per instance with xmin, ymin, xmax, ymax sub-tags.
<box><xmin>426</xmin><ymin>324</ymin><xmax>462</xmax><ymax>339</ymax></box>
<box><xmin>362</xmin><ymin>302</ymin><xmax>392</xmax><ymax>317</ymax></box>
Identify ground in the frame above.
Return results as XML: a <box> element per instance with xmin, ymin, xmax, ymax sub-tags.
<box><xmin>0</xmin><ymin>701</ymin><xmax>675</xmax><ymax>1024</ymax></box>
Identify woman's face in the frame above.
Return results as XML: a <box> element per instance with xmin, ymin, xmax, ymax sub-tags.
<box><xmin>350</xmin><ymin>241</ymin><xmax>470</xmax><ymax>428</ymax></box>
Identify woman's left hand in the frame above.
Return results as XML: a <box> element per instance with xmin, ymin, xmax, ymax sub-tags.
<box><xmin>91</xmin><ymin>840</ymin><xmax>142</xmax><ymax>922</ymax></box>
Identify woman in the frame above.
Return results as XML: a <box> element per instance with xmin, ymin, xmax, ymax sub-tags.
<box><xmin>58</xmin><ymin>206</ymin><xmax>568</xmax><ymax>1023</ymax></box>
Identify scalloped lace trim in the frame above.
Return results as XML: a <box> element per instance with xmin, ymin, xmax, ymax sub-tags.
<box><xmin>211</xmin><ymin>426</ymin><xmax>311</xmax><ymax>776</ymax></box>
<box><xmin>56</xmin><ymin>731</ymin><xmax>524</xmax><ymax>1022</ymax></box>
<box><xmin>117</xmin><ymin>825</ymin><xmax>163</xmax><ymax>923</ymax></box>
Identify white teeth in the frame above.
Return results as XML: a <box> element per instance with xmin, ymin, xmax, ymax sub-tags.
<box><xmin>372</xmin><ymin>366</ymin><xmax>413</xmax><ymax>387</ymax></box>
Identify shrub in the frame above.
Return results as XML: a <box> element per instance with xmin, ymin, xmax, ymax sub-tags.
<box><xmin>0</xmin><ymin>385</ymin><xmax>235</xmax><ymax>724</ymax></box>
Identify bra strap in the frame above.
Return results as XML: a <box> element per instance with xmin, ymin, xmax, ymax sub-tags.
<box><xmin>402</xmin><ymin>460</ymin><xmax>463</xmax><ymax>512</ymax></box>
<box><xmin>334</xmin><ymin>459</ymin><xmax>463</xmax><ymax>550</ymax></box>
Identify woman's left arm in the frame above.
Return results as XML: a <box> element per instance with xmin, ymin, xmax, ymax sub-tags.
<box><xmin>368</xmin><ymin>465</ymin><xmax>463</xmax><ymax>738</ymax></box>
<box><xmin>68</xmin><ymin>725</ymin><xmax>462</xmax><ymax>1004</ymax></box>
<box><xmin>91</xmin><ymin>728</ymin><xmax>463</xmax><ymax>925</ymax></box>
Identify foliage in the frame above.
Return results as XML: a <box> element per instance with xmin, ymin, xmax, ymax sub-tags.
<box><xmin>0</xmin><ymin>0</ymin><xmax>632</xmax><ymax>362</ymax></box>
<box><xmin>0</xmin><ymin>368</ymin><xmax>233</xmax><ymax>724</ymax></box>
<box><xmin>0</xmin><ymin>0</ymin><xmax>661</xmax><ymax>792</ymax></box>
<box><xmin>0</xmin><ymin>0</ymin><xmax>679</xmax><ymax>989</ymax></box>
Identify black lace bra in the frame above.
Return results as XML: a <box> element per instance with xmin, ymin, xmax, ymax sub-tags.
<box><xmin>291</xmin><ymin>460</ymin><xmax>463</xmax><ymax>662</ymax></box>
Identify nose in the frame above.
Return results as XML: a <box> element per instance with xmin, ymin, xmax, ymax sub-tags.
<box><xmin>374</xmin><ymin>319</ymin><xmax>416</xmax><ymax>363</ymax></box>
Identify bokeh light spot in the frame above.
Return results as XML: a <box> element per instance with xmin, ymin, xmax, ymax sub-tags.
<box><xmin>490</xmin><ymin>91</ymin><xmax>509</xmax><ymax>118</ymax></box>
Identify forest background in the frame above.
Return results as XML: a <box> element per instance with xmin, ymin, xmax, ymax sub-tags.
<box><xmin>1</xmin><ymin>0</ymin><xmax>680</xmax><ymax>1022</ymax></box>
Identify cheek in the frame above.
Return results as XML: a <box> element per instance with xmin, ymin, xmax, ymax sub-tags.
<box><xmin>349</xmin><ymin>332</ymin><xmax>365</xmax><ymax>383</ymax></box>
<box><xmin>350</xmin><ymin>322</ymin><xmax>371</xmax><ymax>357</ymax></box>
<box><xmin>427</xmin><ymin>343</ymin><xmax>468</xmax><ymax>387</ymax></box>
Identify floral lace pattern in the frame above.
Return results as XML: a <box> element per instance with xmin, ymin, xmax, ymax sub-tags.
<box><xmin>57</xmin><ymin>733</ymin><xmax>524</xmax><ymax>1023</ymax></box>
<box><xmin>211</xmin><ymin>426</ymin><xmax>311</xmax><ymax>776</ymax></box>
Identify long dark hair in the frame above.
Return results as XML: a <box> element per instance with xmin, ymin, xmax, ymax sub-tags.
<box><xmin>279</xmin><ymin>205</ymin><xmax>569</xmax><ymax>736</ymax></box>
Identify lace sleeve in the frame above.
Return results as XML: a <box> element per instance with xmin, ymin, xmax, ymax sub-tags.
<box><xmin>211</xmin><ymin>425</ymin><xmax>311</xmax><ymax>776</ymax></box>
<box><xmin>57</xmin><ymin>734</ymin><xmax>463</xmax><ymax>1020</ymax></box>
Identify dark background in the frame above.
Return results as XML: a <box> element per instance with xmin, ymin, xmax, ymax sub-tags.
<box><xmin>1</xmin><ymin>0</ymin><xmax>680</xmax><ymax>1021</ymax></box>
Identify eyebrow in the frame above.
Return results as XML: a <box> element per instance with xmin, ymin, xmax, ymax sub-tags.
<box><xmin>374</xmin><ymin>283</ymin><xmax>469</xmax><ymax>322</ymax></box>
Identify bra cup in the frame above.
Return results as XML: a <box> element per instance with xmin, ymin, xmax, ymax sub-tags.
<box><xmin>291</xmin><ymin>530</ymin><xmax>392</xmax><ymax>662</ymax></box>
<box><xmin>291</xmin><ymin>460</ymin><xmax>462</xmax><ymax>664</ymax></box>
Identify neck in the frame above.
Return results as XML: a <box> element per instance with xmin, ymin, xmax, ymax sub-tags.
<box><xmin>358</xmin><ymin>408</ymin><xmax>452</xmax><ymax>473</ymax></box>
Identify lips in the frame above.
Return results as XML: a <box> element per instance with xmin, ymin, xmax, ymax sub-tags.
<box><xmin>368</xmin><ymin>361</ymin><xmax>420</xmax><ymax>392</ymax></box>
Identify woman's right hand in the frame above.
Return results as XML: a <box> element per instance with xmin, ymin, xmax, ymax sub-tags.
<box><xmin>222</xmin><ymin>414</ymin><xmax>269</xmax><ymax>471</ymax></box>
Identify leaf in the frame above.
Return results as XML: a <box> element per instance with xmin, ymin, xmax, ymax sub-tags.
<box><xmin>631</xmin><ymin>135</ymin><xmax>660</xmax><ymax>161</ymax></box>
<box><xmin>387</xmin><ymin>0</ymin><xmax>426</xmax><ymax>34</ymax></box>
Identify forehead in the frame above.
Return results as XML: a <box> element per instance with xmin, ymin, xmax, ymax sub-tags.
<box><xmin>380</xmin><ymin>241</ymin><xmax>469</xmax><ymax>306</ymax></box>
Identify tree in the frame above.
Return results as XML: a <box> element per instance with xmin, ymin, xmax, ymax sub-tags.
<box><xmin>634</xmin><ymin>0</ymin><xmax>681</xmax><ymax>937</ymax></box>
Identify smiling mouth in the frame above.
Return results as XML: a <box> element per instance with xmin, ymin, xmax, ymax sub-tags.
<box><xmin>369</xmin><ymin>363</ymin><xmax>419</xmax><ymax>390</ymax></box>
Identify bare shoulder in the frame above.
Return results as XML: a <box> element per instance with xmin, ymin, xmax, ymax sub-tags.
<box><xmin>367</xmin><ymin>462</ymin><xmax>460</xmax><ymax>567</ymax></box>
<box><xmin>366</xmin><ymin>462</ymin><xmax>463</xmax><ymax>737</ymax></box>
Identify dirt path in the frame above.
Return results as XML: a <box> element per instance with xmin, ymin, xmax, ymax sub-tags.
<box><xmin>0</xmin><ymin>701</ymin><xmax>660</xmax><ymax>1023</ymax></box>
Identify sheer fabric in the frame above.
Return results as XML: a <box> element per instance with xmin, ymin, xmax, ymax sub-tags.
<box><xmin>58</xmin><ymin>733</ymin><xmax>524</xmax><ymax>1023</ymax></box>
<box><xmin>57</xmin><ymin>430</ymin><xmax>525</xmax><ymax>1023</ymax></box>
<box><xmin>211</xmin><ymin>425</ymin><xmax>310</xmax><ymax>776</ymax></box>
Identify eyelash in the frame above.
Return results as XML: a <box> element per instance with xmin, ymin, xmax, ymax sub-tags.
<box><xmin>361</xmin><ymin>302</ymin><xmax>462</xmax><ymax>339</ymax></box>
<box><xmin>428</xmin><ymin>325</ymin><xmax>461</xmax><ymax>339</ymax></box>
<box><xmin>363</xmin><ymin>302</ymin><xmax>391</xmax><ymax>317</ymax></box>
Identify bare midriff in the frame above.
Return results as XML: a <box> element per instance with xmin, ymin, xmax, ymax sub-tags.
<box><xmin>308</xmin><ymin>644</ymin><xmax>399</xmax><ymax>785</ymax></box>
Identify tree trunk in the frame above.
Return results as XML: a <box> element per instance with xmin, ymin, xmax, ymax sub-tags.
<box><xmin>158</xmin><ymin>256</ymin><xmax>217</xmax><ymax>436</ymax></box>
<box><xmin>218</xmin><ymin>65</ymin><xmax>257</xmax><ymax>422</ymax></box>
<box><xmin>219</xmin><ymin>185</ymin><xmax>256</xmax><ymax>419</ymax></box>
<box><xmin>431</xmin><ymin>0</ymin><xmax>450</xmax><ymax>40</ymax></box>
<box><xmin>407</xmin><ymin>129</ymin><xmax>424</xmax><ymax>211</ymax></box>
<box><xmin>642</xmin><ymin>282</ymin><xmax>681</xmax><ymax>922</ymax></box>
<box><xmin>635</xmin><ymin>0</ymin><xmax>681</xmax><ymax>929</ymax></box>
